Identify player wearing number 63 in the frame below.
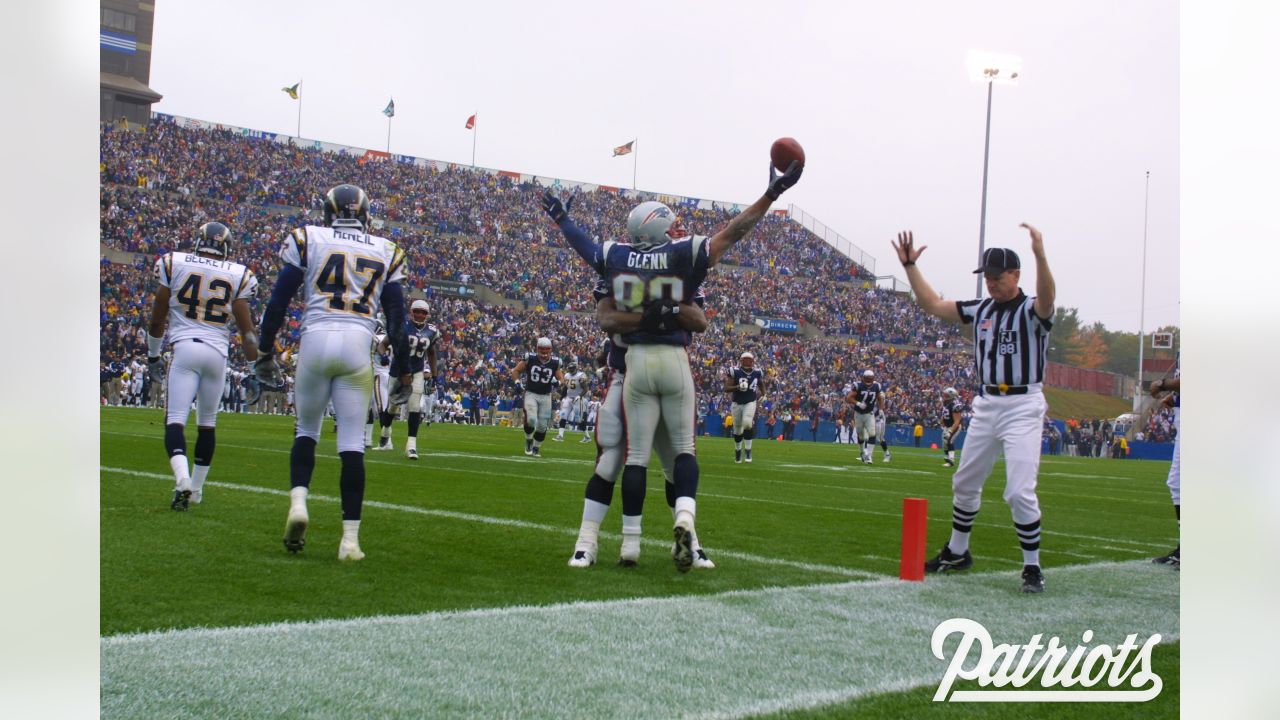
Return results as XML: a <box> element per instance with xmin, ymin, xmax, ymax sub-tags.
<box><xmin>543</xmin><ymin>153</ymin><xmax>802</xmax><ymax>572</ymax></box>
<box><xmin>148</xmin><ymin>221</ymin><xmax>261</xmax><ymax>512</ymax></box>
<box><xmin>254</xmin><ymin>184</ymin><xmax>414</xmax><ymax>562</ymax></box>
<box><xmin>510</xmin><ymin>337</ymin><xmax>566</xmax><ymax>457</ymax></box>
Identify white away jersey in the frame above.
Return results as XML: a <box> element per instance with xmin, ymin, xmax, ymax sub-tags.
<box><xmin>563</xmin><ymin>370</ymin><xmax>589</xmax><ymax>399</ymax></box>
<box><xmin>154</xmin><ymin>252</ymin><xmax>257</xmax><ymax>357</ymax></box>
<box><xmin>281</xmin><ymin>225</ymin><xmax>407</xmax><ymax>337</ymax></box>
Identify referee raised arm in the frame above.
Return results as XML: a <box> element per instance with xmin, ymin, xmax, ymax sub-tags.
<box><xmin>892</xmin><ymin>224</ymin><xmax>1056</xmax><ymax>594</ymax></box>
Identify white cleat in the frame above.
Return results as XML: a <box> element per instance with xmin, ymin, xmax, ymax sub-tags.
<box><xmin>579</xmin><ymin>436</ymin><xmax>592</xmax><ymax>443</ymax></box>
<box><xmin>568</xmin><ymin>547</ymin><xmax>597</xmax><ymax>568</ymax></box>
<box><xmin>883</xmin><ymin>454</ymin><xmax>891</xmax><ymax>463</ymax></box>
<box><xmin>551</xmin><ymin>436</ymin><xmax>564</xmax><ymax>442</ymax></box>
<box><xmin>692</xmin><ymin>548</ymin><xmax>716</xmax><ymax>569</ymax></box>
<box><xmin>283</xmin><ymin>505</ymin><xmax>308</xmax><ymax>554</ymax></box>
<box><xmin>406</xmin><ymin>448</ymin><xmax>419</xmax><ymax>460</ymax></box>
<box><xmin>338</xmin><ymin>539</ymin><xmax>365</xmax><ymax>562</ymax></box>
<box><xmin>673</xmin><ymin>524</ymin><xmax>694</xmax><ymax>573</ymax></box>
<box><xmin>618</xmin><ymin>535</ymin><xmax>641</xmax><ymax>567</ymax></box>
<box><xmin>189</xmin><ymin>490</ymin><xmax>202</xmax><ymax>505</ymax></box>
<box><xmin>371</xmin><ymin>441</ymin><xmax>394</xmax><ymax>452</ymax></box>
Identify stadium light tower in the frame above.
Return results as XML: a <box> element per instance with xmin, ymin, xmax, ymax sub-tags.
<box><xmin>967</xmin><ymin>50</ymin><xmax>1022</xmax><ymax>298</ymax></box>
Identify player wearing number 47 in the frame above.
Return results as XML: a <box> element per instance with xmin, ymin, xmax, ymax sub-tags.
<box><xmin>893</xmin><ymin>224</ymin><xmax>1056</xmax><ymax>594</ymax></box>
<box><xmin>255</xmin><ymin>184</ymin><xmax>415</xmax><ymax>562</ymax></box>
<box><xmin>148</xmin><ymin>221</ymin><xmax>261</xmax><ymax>513</ymax></box>
<box><xmin>542</xmin><ymin>150</ymin><xmax>802</xmax><ymax>572</ymax></box>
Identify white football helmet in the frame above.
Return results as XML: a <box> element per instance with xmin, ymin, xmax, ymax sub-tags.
<box><xmin>862</xmin><ymin>369</ymin><xmax>875</xmax><ymax>380</ymax></box>
<box><xmin>626</xmin><ymin>201</ymin><xmax>679</xmax><ymax>250</ymax></box>
<box><xmin>410</xmin><ymin>299</ymin><xmax>429</xmax><ymax>327</ymax></box>
<box><xmin>943</xmin><ymin>387</ymin><xmax>960</xmax><ymax>399</ymax></box>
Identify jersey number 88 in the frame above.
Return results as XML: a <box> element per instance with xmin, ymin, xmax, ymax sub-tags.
<box><xmin>611</xmin><ymin>274</ymin><xmax>684</xmax><ymax>312</ymax></box>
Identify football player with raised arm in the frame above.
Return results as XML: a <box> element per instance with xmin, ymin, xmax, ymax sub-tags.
<box><xmin>254</xmin><ymin>184</ymin><xmax>413</xmax><ymax>561</ymax></box>
<box><xmin>724</xmin><ymin>351</ymin><xmax>765</xmax><ymax>464</ymax></box>
<box><xmin>147</xmin><ymin>222</ymin><xmax>260</xmax><ymax>510</ymax></box>
<box><xmin>542</xmin><ymin>153</ymin><xmax>801</xmax><ymax>571</ymax></box>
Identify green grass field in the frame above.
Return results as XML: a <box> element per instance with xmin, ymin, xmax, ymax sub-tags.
<box><xmin>100</xmin><ymin>407</ymin><xmax>1179</xmax><ymax>719</ymax></box>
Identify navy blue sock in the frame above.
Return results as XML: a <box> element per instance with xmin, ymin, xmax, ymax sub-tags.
<box><xmin>672</xmin><ymin>453</ymin><xmax>699</xmax><ymax>499</ymax></box>
<box><xmin>339</xmin><ymin>451</ymin><xmax>365</xmax><ymax>521</ymax></box>
<box><xmin>164</xmin><ymin>423</ymin><xmax>186</xmax><ymax>458</ymax></box>
<box><xmin>290</xmin><ymin>436</ymin><xmax>317</xmax><ymax>489</ymax></box>
<box><xmin>584</xmin><ymin>474</ymin><xmax>614</xmax><ymax>505</ymax></box>
<box><xmin>193</xmin><ymin>428</ymin><xmax>215</xmax><ymax>466</ymax></box>
<box><xmin>408</xmin><ymin>411</ymin><xmax>422</xmax><ymax>438</ymax></box>
<box><xmin>665</xmin><ymin>477</ymin><xmax>677</xmax><ymax>509</ymax></box>
<box><xmin>621</xmin><ymin>465</ymin><xmax>647</xmax><ymax>516</ymax></box>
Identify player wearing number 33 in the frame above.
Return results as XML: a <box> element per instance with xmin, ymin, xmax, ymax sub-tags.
<box><xmin>255</xmin><ymin>184</ymin><xmax>415</xmax><ymax>562</ymax></box>
<box><xmin>544</xmin><ymin>152</ymin><xmax>802</xmax><ymax>572</ymax></box>
<box><xmin>147</xmin><ymin>221</ymin><xmax>261</xmax><ymax>512</ymax></box>
<box><xmin>894</xmin><ymin>224</ymin><xmax>1056</xmax><ymax>594</ymax></box>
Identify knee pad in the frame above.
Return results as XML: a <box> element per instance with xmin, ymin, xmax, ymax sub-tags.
<box><xmin>534</xmin><ymin>430</ymin><xmax>547</xmax><ymax>442</ymax></box>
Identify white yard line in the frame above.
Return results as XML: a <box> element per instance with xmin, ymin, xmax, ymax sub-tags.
<box><xmin>101</xmin><ymin>560</ymin><xmax>1179</xmax><ymax>720</ymax></box>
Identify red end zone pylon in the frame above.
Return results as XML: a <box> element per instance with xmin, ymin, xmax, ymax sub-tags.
<box><xmin>900</xmin><ymin>497</ymin><xmax>927</xmax><ymax>581</ymax></box>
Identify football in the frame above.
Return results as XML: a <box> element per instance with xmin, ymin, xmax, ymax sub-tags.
<box><xmin>770</xmin><ymin>137</ymin><xmax>805</xmax><ymax>172</ymax></box>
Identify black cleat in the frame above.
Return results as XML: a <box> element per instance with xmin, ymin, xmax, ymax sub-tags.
<box><xmin>673</xmin><ymin>525</ymin><xmax>694</xmax><ymax>573</ymax></box>
<box><xmin>170</xmin><ymin>489</ymin><xmax>191</xmax><ymax>512</ymax></box>
<box><xmin>924</xmin><ymin>543</ymin><xmax>973</xmax><ymax>573</ymax></box>
<box><xmin>1020</xmin><ymin>564</ymin><xmax>1045</xmax><ymax>594</ymax></box>
<box><xmin>1152</xmin><ymin>546</ymin><xmax>1180</xmax><ymax>568</ymax></box>
<box><xmin>617</xmin><ymin>558</ymin><xmax>638</xmax><ymax>568</ymax></box>
<box><xmin>734</xmin><ymin>449</ymin><xmax>742</xmax><ymax>464</ymax></box>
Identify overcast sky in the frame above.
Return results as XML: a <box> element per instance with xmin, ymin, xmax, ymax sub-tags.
<box><xmin>148</xmin><ymin>0</ymin><xmax>1178</xmax><ymax>333</ymax></box>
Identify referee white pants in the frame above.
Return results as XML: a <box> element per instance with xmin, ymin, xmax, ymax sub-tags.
<box><xmin>165</xmin><ymin>340</ymin><xmax>227</xmax><ymax>428</ymax></box>
<box><xmin>294</xmin><ymin>329</ymin><xmax>374</xmax><ymax>453</ymax></box>
<box><xmin>595</xmin><ymin>371</ymin><xmax>676</xmax><ymax>481</ymax></box>
<box><xmin>1166</xmin><ymin>407</ymin><xmax>1180</xmax><ymax>504</ymax></box>
<box><xmin>950</xmin><ymin>391</ymin><xmax>1046</xmax><ymax>525</ymax></box>
<box><xmin>623</xmin><ymin>344</ymin><xmax>696</xmax><ymax>467</ymax></box>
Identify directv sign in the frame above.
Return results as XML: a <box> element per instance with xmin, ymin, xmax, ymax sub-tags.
<box><xmin>424</xmin><ymin>280</ymin><xmax>476</xmax><ymax>298</ymax></box>
<box><xmin>754</xmin><ymin>317</ymin><xmax>799</xmax><ymax>334</ymax></box>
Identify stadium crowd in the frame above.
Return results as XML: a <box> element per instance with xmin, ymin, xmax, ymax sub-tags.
<box><xmin>100</xmin><ymin>119</ymin><xmax>1164</xmax><ymax>444</ymax></box>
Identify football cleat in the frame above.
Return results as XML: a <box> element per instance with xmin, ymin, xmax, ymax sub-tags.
<box><xmin>734</xmin><ymin>449</ymin><xmax>742</xmax><ymax>464</ymax></box>
<box><xmin>673</xmin><ymin>525</ymin><xmax>694</xmax><ymax>573</ymax></box>
<box><xmin>883</xmin><ymin>453</ymin><xmax>892</xmax><ymax>463</ymax></box>
<box><xmin>1152</xmin><ymin>546</ymin><xmax>1180</xmax><ymax>568</ymax></box>
<box><xmin>406</xmin><ymin>448</ymin><xmax>418</xmax><ymax>460</ymax></box>
<box><xmin>579</xmin><ymin>436</ymin><xmax>592</xmax><ymax>443</ymax></box>
<box><xmin>170</xmin><ymin>489</ymin><xmax>191</xmax><ymax>512</ymax></box>
<box><xmin>744</xmin><ymin>450</ymin><xmax>752</xmax><ymax>464</ymax></box>
<box><xmin>568</xmin><ymin>548</ymin><xmax>597</xmax><ymax>568</ymax></box>
<box><xmin>338</xmin><ymin>539</ymin><xmax>365</xmax><ymax>562</ymax></box>
<box><xmin>283</xmin><ymin>505</ymin><xmax>308</xmax><ymax>554</ymax></box>
<box><xmin>693</xmin><ymin>548</ymin><xmax>716</xmax><ymax>570</ymax></box>
<box><xmin>1020</xmin><ymin>565</ymin><xmax>1045</xmax><ymax>594</ymax></box>
<box><xmin>943</xmin><ymin>459</ymin><xmax>955</xmax><ymax>468</ymax></box>
<box><xmin>189</xmin><ymin>490</ymin><xmax>202</xmax><ymax>505</ymax></box>
<box><xmin>551</xmin><ymin>436</ymin><xmax>564</xmax><ymax>442</ymax></box>
<box><xmin>372</xmin><ymin>440</ymin><xmax>394</xmax><ymax>451</ymax></box>
<box><xmin>531</xmin><ymin>447</ymin><xmax>541</xmax><ymax>457</ymax></box>
<box><xmin>924</xmin><ymin>544</ymin><xmax>973</xmax><ymax>573</ymax></box>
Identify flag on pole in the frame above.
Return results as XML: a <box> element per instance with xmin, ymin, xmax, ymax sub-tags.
<box><xmin>612</xmin><ymin>141</ymin><xmax>634</xmax><ymax>157</ymax></box>
<box><xmin>382</xmin><ymin>98</ymin><xmax>395</xmax><ymax>118</ymax></box>
<box><xmin>282</xmin><ymin>82</ymin><xmax>300</xmax><ymax>100</ymax></box>
<box><xmin>465</xmin><ymin>114</ymin><xmax>476</xmax><ymax>130</ymax></box>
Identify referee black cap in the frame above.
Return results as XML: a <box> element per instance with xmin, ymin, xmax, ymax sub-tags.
<box><xmin>973</xmin><ymin>247</ymin><xmax>1021</xmax><ymax>274</ymax></box>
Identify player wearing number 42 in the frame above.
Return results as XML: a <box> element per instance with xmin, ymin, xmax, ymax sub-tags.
<box><xmin>148</xmin><ymin>221</ymin><xmax>261</xmax><ymax>512</ymax></box>
<box><xmin>254</xmin><ymin>183</ymin><xmax>415</xmax><ymax>562</ymax></box>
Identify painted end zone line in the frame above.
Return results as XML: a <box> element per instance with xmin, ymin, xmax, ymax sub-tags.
<box><xmin>101</xmin><ymin>561</ymin><xmax>1179</xmax><ymax>720</ymax></box>
<box><xmin>102</xmin><ymin>466</ymin><xmax>883</xmax><ymax>581</ymax></box>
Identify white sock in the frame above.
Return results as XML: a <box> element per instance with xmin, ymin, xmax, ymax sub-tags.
<box><xmin>1022</xmin><ymin>548</ymin><xmax>1040</xmax><ymax>567</ymax></box>
<box><xmin>381</xmin><ymin>427</ymin><xmax>392</xmax><ymax>440</ymax></box>
<box><xmin>407</xmin><ymin>436</ymin><xmax>417</xmax><ymax>451</ymax></box>
<box><xmin>622</xmin><ymin>514</ymin><xmax>642</xmax><ymax>536</ymax></box>
<box><xmin>364</xmin><ymin>424</ymin><xmax>373</xmax><ymax>445</ymax></box>
<box><xmin>557</xmin><ymin>428</ymin><xmax>565</xmax><ymax>438</ymax></box>
<box><xmin>342</xmin><ymin>519</ymin><xmax>360</xmax><ymax>542</ymax></box>
<box><xmin>583</xmin><ymin>498</ymin><xmax>609</xmax><ymax>525</ymax></box>
<box><xmin>735</xmin><ymin>440</ymin><xmax>742</xmax><ymax>450</ymax></box>
<box><xmin>744</xmin><ymin>439</ymin><xmax>753</xmax><ymax>451</ymax></box>
<box><xmin>674</xmin><ymin>497</ymin><xmax>696</xmax><ymax>531</ymax></box>
<box><xmin>576</xmin><ymin>519</ymin><xmax>601</xmax><ymax>551</ymax></box>
<box><xmin>290</xmin><ymin>486</ymin><xmax>309</xmax><ymax>509</ymax></box>
<box><xmin>948</xmin><ymin>529</ymin><xmax>971</xmax><ymax>555</ymax></box>
<box><xmin>169</xmin><ymin>455</ymin><xmax>190</xmax><ymax>491</ymax></box>
<box><xmin>669</xmin><ymin>505</ymin><xmax>702</xmax><ymax>551</ymax></box>
<box><xmin>191</xmin><ymin>464</ymin><xmax>210</xmax><ymax>494</ymax></box>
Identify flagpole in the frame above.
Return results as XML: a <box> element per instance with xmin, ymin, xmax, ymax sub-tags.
<box><xmin>471</xmin><ymin>111</ymin><xmax>477</xmax><ymax>167</ymax></box>
<box><xmin>296</xmin><ymin>79</ymin><xmax>302</xmax><ymax>139</ymax></box>
<box><xmin>386</xmin><ymin>117</ymin><xmax>391</xmax><ymax>154</ymax></box>
<box><xmin>632</xmin><ymin>138</ymin><xmax>638</xmax><ymax>190</ymax></box>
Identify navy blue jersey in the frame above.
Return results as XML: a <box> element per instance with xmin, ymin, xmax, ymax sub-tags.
<box><xmin>594</xmin><ymin>236</ymin><xmax>709</xmax><ymax>347</ymax></box>
<box><xmin>592</xmin><ymin>277</ymin><xmax>705</xmax><ymax>371</ymax></box>
<box><xmin>852</xmin><ymin>381</ymin><xmax>884</xmax><ymax>413</ymax></box>
<box><xmin>729</xmin><ymin>366</ymin><xmax>764</xmax><ymax>404</ymax></box>
<box><xmin>522</xmin><ymin>353</ymin><xmax>561</xmax><ymax>395</ymax></box>
<box><xmin>942</xmin><ymin>398</ymin><xmax>965</xmax><ymax>427</ymax></box>
<box><xmin>400</xmin><ymin>321</ymin><xmax>439</xmax><ymax>374</ymax></box>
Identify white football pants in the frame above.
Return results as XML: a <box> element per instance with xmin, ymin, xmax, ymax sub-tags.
<box><xmin>165</xmin><ymin>339</ymin><xmax>227</xmax><ymax>427</ymax></box>
<box><xmin>622</xmin><ymin>344</ymin><xmax>696</xmax><ymax>466</ymax></box>
<box><xmin>950</xmin><ymin>391</ymin><xmax>1046</xmax><ymax>525</ymax></box>
<box><xmin>294</xmin><ymin>329</ymin><xmax>374</xmax><ymax>453</ymax></box>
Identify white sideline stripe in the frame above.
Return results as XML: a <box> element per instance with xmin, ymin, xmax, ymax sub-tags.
<box><xmin>102</xmin><ymin>430</ymin><xmax>1176</xmax><ymax>550</ymax></box>
<box><xmin>100</xmin><ymin>561</ymin><xmax>1179</xmax><ymax>720</ymax></box>
<box><xmin>101</xmin><ymin>467</ymin><xmax>882</xmax><ymax>580</ymax></box>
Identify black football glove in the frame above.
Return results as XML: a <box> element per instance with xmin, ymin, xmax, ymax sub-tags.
<box><xmin>253</xmin><ymin>354</ymin><xmax>284</xmax><ymax>389</ymax></box>
<box><xmin>641</xmin><ymin>299</ymin><xmax>681</xmax><ymax>332</ymax></box>
<box><xmin>388</xmin><ymin>377</ymin><xmax>413</xmax><ymax>407</ymax></box>
<box><xmin>147</xmin><ymin>355</ymin><xmax>166</xmax><ymax>384</ymax></box>
<box><xmin>240</xmin><ymin>375</ymin><xmax>263</xmax><ymax>405</ymax></box>
<box><xmin>765</xmin><ymin>160</ymin><xmax>803</xmax><ymax>201</ymax></box>
<box><xmin>541</xmin><ymin>189</ymin><xmax>577</xmax><ymax>223</ymax></box>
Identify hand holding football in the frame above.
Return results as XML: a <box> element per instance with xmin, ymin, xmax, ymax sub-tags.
<box><xmin>770</xmin><ymin>137</ymin><xmax>806</xmax><ymax>172</ymax></box>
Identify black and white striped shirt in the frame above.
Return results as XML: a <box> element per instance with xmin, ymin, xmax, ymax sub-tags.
<box><xmin>955</xmin><ymin>291</ymin><xmax>1052</xmax><ymax>388</ymax></box>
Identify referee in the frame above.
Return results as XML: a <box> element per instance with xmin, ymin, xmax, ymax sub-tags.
<box><xmin>892</xmin><ymin>224</ymin><xmax>1056</xmax><ymax>594</ymax></box>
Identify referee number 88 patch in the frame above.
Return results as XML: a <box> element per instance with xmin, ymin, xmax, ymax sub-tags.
<box><xmin>998</xmin><ymin>330</ymin><xmax>1018</xmax><ymax>355</ymax></box>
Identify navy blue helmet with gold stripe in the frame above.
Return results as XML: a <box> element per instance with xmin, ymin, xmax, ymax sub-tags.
<box><xmin>194</xmin><ymin>221</ymin><xmax>231</xmax><ymax>259</ymax></box>
<box><xmin>324</xmin><ymin>184</ymin><xmax>370</xmax><ymax>228</ymax></box>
